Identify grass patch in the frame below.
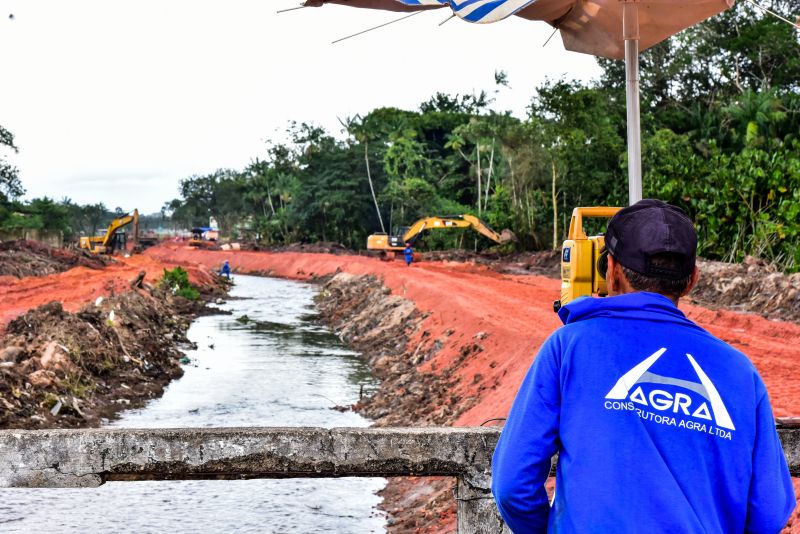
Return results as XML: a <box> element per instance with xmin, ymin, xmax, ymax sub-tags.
<box><xmin>159</xmin><ymin>267</ymin><xmax>200</xmax><ymax>300</ymax></box>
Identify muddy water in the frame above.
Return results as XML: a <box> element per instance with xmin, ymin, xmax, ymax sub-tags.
<box><xmin>0</xmin><ymin>275</ymin><xmax>386</xmax><ymax>533</ymax></box>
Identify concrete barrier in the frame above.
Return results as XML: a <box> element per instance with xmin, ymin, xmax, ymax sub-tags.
<box><xmin>1</xmin><ymin>423</ymin><xmax>798</xmax><ymax>533</ymax></box>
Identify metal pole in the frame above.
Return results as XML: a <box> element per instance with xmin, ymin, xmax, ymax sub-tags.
<box><xmin>623</xmin><ymin>2</ymin><xmax>642</xmax><ymax>204</ymax></box>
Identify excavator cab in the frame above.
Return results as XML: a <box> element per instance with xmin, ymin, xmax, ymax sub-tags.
<box><xmin>366</xmin><ymin>232</ymin><xmax>408</xmax><ymax>257</ymax></box>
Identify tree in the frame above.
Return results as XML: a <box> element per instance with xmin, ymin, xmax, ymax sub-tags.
<box><xmin>83</xmin><ymin>203</ymin><xmax>108</xmax><ymax>235</ymax></box>
<box><xmin>0</xmin><ymin>125</ymin><xmax>24</xmax><ymax>200</ymax></box>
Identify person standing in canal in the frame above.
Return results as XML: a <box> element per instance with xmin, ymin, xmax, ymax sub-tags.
<box><xmin>219</xmin><ymin>260</ymin><xmax>231</xmax><ymax>280</ymax></box>
<box><xmin>492</xmin><ymin>199</ymin><xmax>795</xmax><ymax>533</ymax></box>
<box><xmin>403</xmin><ymin>242</ymin><xmax>413</xmax><ymax>266</ymax></box>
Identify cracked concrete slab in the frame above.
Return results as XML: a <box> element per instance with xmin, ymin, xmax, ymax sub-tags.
<box><xmin>0</xmin><ymin>427</ymin><xmax>500</xmax><ymax>488</ymax></box>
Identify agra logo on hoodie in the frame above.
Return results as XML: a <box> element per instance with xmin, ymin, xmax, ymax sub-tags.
<box><xmin>603</xmin><ymin>348</ymin><xmax>735</xmax><ymax>439</ymax></box>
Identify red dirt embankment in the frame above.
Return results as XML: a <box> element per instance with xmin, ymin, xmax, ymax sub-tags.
<box><xmin>0</xmin><ymin>252</ymin><xmax>216</xmax><ymax>331</ymax></box>
<box><xmin>147</xmin><ymin>244</ymin><xmax>800</xmax><ymax>420</ymax></box>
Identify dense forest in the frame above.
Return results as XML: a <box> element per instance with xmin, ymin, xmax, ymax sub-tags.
<box><xmin>1</xmin><ymin>2</ymin><xmax>798</xmax><ymax>270</ymax></box>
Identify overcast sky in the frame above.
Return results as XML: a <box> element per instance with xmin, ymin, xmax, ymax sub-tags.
<box><xmin>0</xmin><ymin>1</ymin><xmax>601</xmax><ymax>213</ymax></box>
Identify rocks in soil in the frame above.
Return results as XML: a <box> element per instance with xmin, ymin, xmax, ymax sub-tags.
<box><xmin>0</xmin><ymin>240</ymin><xmax>112</xmax><ymax>278</ymax></box>
<box><xmin>0</xmin><ymin>287</ymin><xmax>203</xmax><ymax>429</ymax></box>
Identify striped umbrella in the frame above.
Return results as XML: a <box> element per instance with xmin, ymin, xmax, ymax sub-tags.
<box><xmin>303</xmin><ymin>0</ymin><xmax>735</xmax><ymax>204</ymax></box>
<box><xmin>304</xmin><ymin>0</ymin><xmax>731</xmax><ymax>59</ymax></box>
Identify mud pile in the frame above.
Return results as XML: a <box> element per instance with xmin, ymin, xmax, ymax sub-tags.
<box><xmin>688</xmin><ymin>257</ymin><xmax>800</xmax><ymax>322</ymax></box>
<box><xmin>0</xmin><ymin>240</ymin><xmax>111</xmax><ymax>278</ymax></box>
<box><xmin>0</xmin><ymin>287</ymin><xmax>203</xmax><ymax>429</ymax></box>
<box><xmin>316</xmin><ymin>273</ymin><xmax>463</xmax><ymax>533</ymax></box>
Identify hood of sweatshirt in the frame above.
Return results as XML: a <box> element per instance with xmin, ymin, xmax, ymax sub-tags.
<box><xmin>557</xmin><ymin>292</ymin><xmax>701</xmax><ymax>329</ymax></box>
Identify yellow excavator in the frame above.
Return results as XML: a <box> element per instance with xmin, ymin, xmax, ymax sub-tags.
<box><xmin>79</xmin><ymin>209</ymin><xmax>139</xmax><ymax>254</ymax></box>
<box><xmin>367</xmin><ymin>214</ymin><xmax>515</xmax><ymax>258</ymax></box>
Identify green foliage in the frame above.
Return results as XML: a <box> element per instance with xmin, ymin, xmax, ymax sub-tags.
<box><xmin>645</xmin><ymin>131</ymin><xmax>800</xmax><ymax>270</ymax></box>
<box><xmin>159</xmin><ymin>267</ymin><xmax>200</xmax><ymax>301</ymax></box>
<box><xmin>0</xmin><ymin>124</ymin><xmax>23</xmax><ymax>201</ymax></box>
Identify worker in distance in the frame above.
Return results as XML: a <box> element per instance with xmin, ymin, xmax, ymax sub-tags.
<box><xmin>492</xmin><ymin>199</ymin><xmax>795</xmax><ymax>532</ymax></box>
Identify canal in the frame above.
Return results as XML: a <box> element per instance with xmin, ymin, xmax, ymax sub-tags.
<box><xmin>0</xmin><ymin>275</ymin><xmax>387</xmax><ymax>533</ymax></box>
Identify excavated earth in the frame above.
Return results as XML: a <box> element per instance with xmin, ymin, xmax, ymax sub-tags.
<box><xmin>1</xmin><ymin>292</ymin><xmax>196</xmax><ymax>428</ymax></box>
<box><xmin>0</xmin><ymin>241</ymin><xmax>223</xmax><ymax>430</ymax></box>
<box><xmin>0</xmin><ymin>239</ymin><xmax>112</xmax><ymax>278</ymax></box>
<box><xmin>147</xmin><ymin>243</ymin><xmax>800</xmax><ymax>533</ymax></box>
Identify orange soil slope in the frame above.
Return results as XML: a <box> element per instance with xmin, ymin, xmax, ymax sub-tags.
<box><xmin>0</xmin><ymin>253</ymin><xmax>214</xmax><ymax>331</ymax></box>
<box><xmin>146</xmin><ymin>244</ymin><xmax>800</xmax><ymax>419</ymax></box>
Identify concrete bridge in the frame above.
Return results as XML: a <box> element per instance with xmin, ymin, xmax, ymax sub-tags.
<box><xmin>2</xmin><ymin>422</ymin><xmax>799</xmax><ymax>533</ymax></box>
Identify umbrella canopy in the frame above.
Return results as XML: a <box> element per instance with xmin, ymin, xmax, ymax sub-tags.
<box><xmin>304</xmin><ymin>0</ymin><xmax>733</xmax><ymax>59</ymax></box>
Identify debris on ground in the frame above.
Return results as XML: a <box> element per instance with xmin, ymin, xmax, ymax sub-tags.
<box><xmin>689</xmin><ymin>257</ymin><xmax>800</xmax><ymax>322</ymax></box>
<box><xmin>0</xmin><ymin>285</ymin><xmax>209</xmax><ymax>429</ymax></box>
<box><xmin>0</xmin><ymin>240</ymin><xmax>112</xmax><ymax>278</ymax></box>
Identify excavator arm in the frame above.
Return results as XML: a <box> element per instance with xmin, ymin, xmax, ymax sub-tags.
<box><xmin>401</xmin><ymin>214</ymin><xmax>509</xmax><ymax>245</ymax></box>
<box><xmin>401</xmin><ymin>217</ymin><xmax>470</xmax><ymax>244</ymax></box>
<box><xmin>102</xmin><ymin>210</ymin><xmax>139</xmax><ymax>247</ymax></box>
<box><xmin>460</xmin><ymin>214</ymin><xmax>506</xmax><ymax>243</ymax></box>
<box><xmin>367</xmin><ymin>214</ymin><xmax>514</xmax><ymax>252</ymax></box>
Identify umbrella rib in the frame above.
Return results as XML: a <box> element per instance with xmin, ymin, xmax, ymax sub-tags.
<box><xmin>542</xmin><ymin>26</ymin><xmax>558</xmax><ymax>47</ymax></box>
<box><xmin>439</xmin><ymin>13</ymin><xmax>457</xmax><ymax>26</ymax></box>
<box><xmin>332</xmin><ymin>10</ymin><xmax>425</xmax><ymax>44</ymax></box>
<box><xmin>276</xmin><ymin>4</ymin><xmax>309</xmax><ymax>14</ymax></box>
<box><xmin>743</xmin><ymin>0</ymin><xmax>799</xmax><ymax>28</ymax></box>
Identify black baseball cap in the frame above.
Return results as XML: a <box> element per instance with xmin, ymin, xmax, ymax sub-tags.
<box><xmin>604</xmin><ymin>199</ymin><xmax>697</xmax><ymax>279</ymax></box>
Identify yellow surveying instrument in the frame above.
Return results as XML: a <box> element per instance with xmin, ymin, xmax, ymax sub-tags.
<box><xmin>553</xmin><ymin>207</ymin><xmax>622</xmax><ymax>313</ymax></box>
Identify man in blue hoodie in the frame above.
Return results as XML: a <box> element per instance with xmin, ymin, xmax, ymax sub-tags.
<box><xmin>492</xmin><ymin>199</ymin><xmax>795</xmax><ymax>533</ymax></box>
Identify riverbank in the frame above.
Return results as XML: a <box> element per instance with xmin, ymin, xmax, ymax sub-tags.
<box><xmin>2</xmin><ymin>274</ymin><xmax>386</xmax><ymax>533</ymax></box>
<box><xmin>0</xmin><ymin>244</ymin><xmax>225</xmax><ymax>429</ymax></box>
<box><xmin>146</xmin><ymin>244</ymin><xmax>800</xmax><ymax>532</ymax></box>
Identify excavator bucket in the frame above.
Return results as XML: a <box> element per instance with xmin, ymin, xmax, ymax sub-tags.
<box><xmin>500</xmin><ymin>229</ymin><xmax>517</xmax><ymax>243</ymax></box>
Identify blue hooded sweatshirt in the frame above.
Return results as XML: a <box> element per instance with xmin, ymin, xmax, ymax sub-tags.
<box><xmin>492</xmin><ymin>292</ymin><xmax>795</xmax><ymax>533</ymax></box>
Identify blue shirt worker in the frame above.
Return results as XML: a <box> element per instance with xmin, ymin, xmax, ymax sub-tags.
<box><xmin>492</xmin><ymin>199</ymin><xmax>795</xmax><ymax>533</ymax></box>
<box><xmin>403</xmin><ymin>243</ymin><xmax>413</xmax><ymax>266</ymax></box>
<box><xmin>219</xmin><ymin>260</ymin><xmax>231</xmax><ymax>279</ymax></box>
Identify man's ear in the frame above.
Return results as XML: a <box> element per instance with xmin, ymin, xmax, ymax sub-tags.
<box><xmin>681</xmin><ymin>266</ymin><xmax>700</xmax><ymax>297</ymax></box>
<box><xmin>606</xmin><ymin>254</ymin><xmax>621</xmax><ymax>294</ymax></box>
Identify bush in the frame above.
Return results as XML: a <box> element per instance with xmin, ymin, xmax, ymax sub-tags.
<box><xmin>159</xmin><ymin>267</ymin><xmax>200</xmax><ymax>300</ymax></box>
